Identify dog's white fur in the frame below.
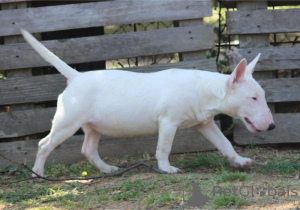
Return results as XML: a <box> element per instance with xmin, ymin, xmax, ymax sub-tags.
<box><xmin>21</xmin><ymin>29</ymin><xmax>274</xmax><ymax>175</ymax></box>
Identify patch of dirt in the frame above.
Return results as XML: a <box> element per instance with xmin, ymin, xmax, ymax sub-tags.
<box><xmin>243</xmin><ymin>201</ymin><xmax>299</xmax><ymax>210</ymax></box>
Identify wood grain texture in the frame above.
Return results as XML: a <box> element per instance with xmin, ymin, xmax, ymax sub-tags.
<box><xmin>0</xmin><ymin>108</ymin><xmax>55</xmax><ymax>138</ymax></box>
<box><xmin>0</xmin><ymin>0</ymin><xmax>212</xmax><ymax>36</ymax></box>
<box><xmin>178</xmin><ymin>19</ymin><xmax>208</xmax><ymax>61</ymax></box>
<box><xmin>259</xmin><ymin>78</ymin><xmax>300</xmax><ymax>103</ymax></box>
<box><xmin>0</xmin><ymin>59</ymin><xmax>216</xmax><ymax>106</ymax></box>
<box><xmin>120</xmin><ymin>58</ymin><xmax>217</xmax><ymax>73</ymax></box>
<box><xmin>234</xmin><ymin>114</ymin><xmax>300</xmax><ymax>145</ymax></box>
<box><xmin>0</xmin><ymin>0</ymin><xmax>28</xmax><ymax>3</ymax></box>
<box><xmin>229</xmin><ymin>45</ymin><xmax>300</xmax><ymax>71</ymax></box>
<box><xmin>227</xmin><ymin>9</ymin><xmax>300</xmax><ymax>35</ymax></box>
<box><xmin>0</xmin><ymin>25</ymin><xmax>214</xmax><ymax>70</ymax></box>
<box><xmin>0</xmin><ymin>74</ymin><xmax>65</xmax><ymax>106</ymax></box>
<box><xmin>0</xmin><ymin>122</ymin><xmax>218</xmax><ymax>167</ymax></box>
<box><xmin>223</xmin><ymin>0</ymin><xmax>298</xmax><ymax>1</ymax></box>
<box><xmin>222</xmin><ymin>1</ymin><xmax>300</xmax><ymax>8</ymax></box>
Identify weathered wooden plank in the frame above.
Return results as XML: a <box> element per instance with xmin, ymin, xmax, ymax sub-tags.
<box><xmin>0</xmin><ymin>0</ymin><xmax>212</xmax><ymax>37</ymax></box>
<box><xmin>0</xmin><ymin>25</ymin><xmax>214</xmax><ymax>71</ymax></box>
<box><xmin>120</xmin><ymin>58</ymin><xmax>217</xmax><ymax>73</ymax></box>
<box><xmin>222</xmin><ymin>1</ymin><xmax>300</xmax><ymax>8</ymax></box>
<box><xmin>234</xmin><ymin>114</ymin><xmax>300</xmax><ymax>145</ymax></box>
<box><xmin>227</xmin><ymin>9</ymin><xmax>300</xmax><ymax>35</ymax></box>
<box><xmin>229</xmin><ymin>45</ymin><xmax>300</xmax><ymax>71</ymax></box>
<box><xmin>0</xmin><ymin>59</ymin><xmax>216</xmax><ymax>106</ymax></box>
<box><xmin>0</xmin><ymin>108</ymin><xmax>55</xmax><ymax>138</ymax></box>
<box><xmin>223</xmin><ymin>0</ymin><xmax>298</xmax><ymax>1</ymax></box>
<box><xmin>259</xmin><ymin>78</ymin><xmax>300</xmax><ymax>103</ymax></box>
<box><xmin>0</xmin><ymin>0</ymin><xmax>28</xmax><ymax>3</ymax></box>
<box><xmin>0</xmin><ymin>74</ymin><xmax>65</xmax><ymax>106</ymax></box>
<box><xmin>0</xmin><ymin>123</ymin><xmax>218</xmax><ymax>167</ymax></box>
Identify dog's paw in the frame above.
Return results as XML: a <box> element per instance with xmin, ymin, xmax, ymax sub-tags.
<box><xmin>231</xmin><ymin>156</ymin><xmax>252</xmax><ymax>168</ymax></box>
<box><xmin>160</xmin><ymin>166</ymin><xmax>181</xmax><ymax>174</ymax></box>
<box><xmin>240</xmin><ymin>157</ymin><xmax>252</xmax><ymax>168</ymax></box>
<box><xmin>101</xmin><ymin>165</ymin><xmax>119</xmax><ymax>174</ymax></box>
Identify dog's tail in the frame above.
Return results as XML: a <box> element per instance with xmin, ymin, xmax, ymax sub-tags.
<box><xmin>21</xmin><ymin>29</ymin><xmax>79</xmax><ymax>81</ymax></box>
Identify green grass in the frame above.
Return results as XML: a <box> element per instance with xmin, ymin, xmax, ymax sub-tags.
<box><xmin>3</xmin><ymin>161</ymin><xmax>102</xmax><ymax>181</ymax></box>
<box><xmin>112</xmin><ymin>180</ymin><xmax>150</xmax><ymax>201</ymax></box>
<box><xmin>172</xmin><ymin>152</ymin><xmax>231</xmax><ymax>171</ymax></box>
<box><xmin>1</xmin><ymin>148</ymin><xmax>300</xmax><ymax>209</ymax></box>
<box><xmin>44</xmin><ymin>161</ymin><xmax>101</xmax><ymax>177</ymax></box>
<box><xmin>211</xmin><ymin>195</ymin><xmax>247</xmax><ymax>208</ymax></box>
<box><xmin>144</xmin><ymin>191</ymin><xmax>177</xmax><ymax>208</ymax></box>
<box><xmin>258</xmin><ymin>161</ymin><xmax>300</xmax><ymax>174</ymax></box>
<box><xmin>145</xmin><ymin>193</ymin><xmax>156</xmax><ymax>208</ymax></box>
<box><xmin>216</xmin><ymin>171</ymin><xmax>249</xmax><ymax>183</ymax></box>
<box><xmin>157</xmin><ymin>191</ymin><xmax>176</xmax><ymax>205</ymax></box>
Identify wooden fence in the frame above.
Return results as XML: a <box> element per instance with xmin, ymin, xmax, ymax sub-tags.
<box><xmin>0</xmin><ymin>0</ymin><xmax>217</xmax><ymax>167</ymax></box>
<box><xmin>224</xmin><ymin>1</ymin><xmax>300</xmax><ymax>145</ymax></box>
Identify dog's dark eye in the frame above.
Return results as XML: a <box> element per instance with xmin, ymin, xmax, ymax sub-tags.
<box><xmin>252</xmin><ymin>97</ymin><xmax>257</xmax><ymax>100</ymax></box>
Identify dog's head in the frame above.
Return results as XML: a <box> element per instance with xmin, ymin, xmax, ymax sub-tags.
<box><xmin>224</xmin><ymin>53</ymin><xmax>275</xmax><ymax>133</ymax></box>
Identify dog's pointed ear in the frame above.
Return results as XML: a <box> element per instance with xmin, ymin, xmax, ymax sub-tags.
<box><xmin>246</xmin><ymin>53</ymin><xmax>261</xmax><ymax>75</ymax></box>
<box><xmin>227</xmin><ymin>58</ymin><xmax>247</xmax><ymax>88</ymax></box>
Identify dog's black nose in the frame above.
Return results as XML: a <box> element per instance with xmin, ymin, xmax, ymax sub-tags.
<box><xmin>267</xmin><ymin>123</ymin><xmax>275</xmax><ymax>131</ymax></box>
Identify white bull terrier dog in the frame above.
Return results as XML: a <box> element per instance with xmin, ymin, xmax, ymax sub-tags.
<box><xmin>22</xmin><ymin>30</ymin><xmax>275</xmax><ymax>175</ymax></box>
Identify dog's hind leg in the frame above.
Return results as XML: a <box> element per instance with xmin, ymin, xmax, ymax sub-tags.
<box><xmin>32</xmin><ymin>117</ymin><xmax>83</xmax><ymax>177</ymax></box>
<box><xmin>81</xmin><ymin>124</ymin><xmax>119</xmax><ymax>173</ymax></box>
<box><xmin>156</xmin><ymin>120</ymin><xmax>180</xmax><ymax>174</ymax></box>
<box><xmin>196</xmin><ymin>121</ymin><xmax>252</xmax><ymax>167</ymax></box>
<box><xmin>32</xmin><ymin>93</ymin><xmax>86</xmax><ymax>176</ymax></box>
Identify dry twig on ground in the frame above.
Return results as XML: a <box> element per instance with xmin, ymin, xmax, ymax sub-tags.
<box><xmin>0</xmin><ymin>153</ymin><xmax>167</xmax><ymax>185</ymax></box>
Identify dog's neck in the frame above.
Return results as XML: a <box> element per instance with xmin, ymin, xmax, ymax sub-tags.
<box><xmin>211</xmin><ymin>73</ymin><xmax>242</xmax><ymax>119</ymax></box>
<box><xmin>196</xmin><ymin>72</ymin><xmax>238</xmax><ymax>119</ymax></box>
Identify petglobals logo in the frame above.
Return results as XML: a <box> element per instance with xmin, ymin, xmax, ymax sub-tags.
<box><xmin>213</xmin><ymin>185</ymin><xmax>298</xmax><ymax>197</ymax></box>
<box><xmin>187</xmin><ymin>182</ymin><xmax>210</xmax><ymax>207</ymax></box>
<box><xmin>186</xmin><ymin>182</ymin><xmax>299</xmax><ymax>207</ymax></box>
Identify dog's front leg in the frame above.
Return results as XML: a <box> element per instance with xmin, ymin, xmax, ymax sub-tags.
<box><xmin>196</xmin><ymin>121</ymin><xmax>252</xmax><ymax>167</ymax></box>
<box><xmin>156</xmin><ymin>121</ymin><xmax>181</xmax><ymax>173</ymax></box>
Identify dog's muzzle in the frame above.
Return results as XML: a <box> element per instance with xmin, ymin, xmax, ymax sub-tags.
<box><xmin>245</xmin><ymin>117</ymin><xmax>261</xmax><ymax>132</ymax></box>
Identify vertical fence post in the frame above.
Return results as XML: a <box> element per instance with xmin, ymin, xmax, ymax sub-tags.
<box><xmin>2</xmin><ymin>2</ymin><xmax>38</xmax><ymax>145</ymax></box>
<box><xmin>2</xmin><ymin>2</ymin><xmax>34</xmax><ymax>112</ymax></box>
<box><xmin>237</xmin><ymin>1</ymin><xmax>275</xmax><ymax>113</ymax></box>
<box><xmin>178</xmin><ymin>19</ymin><xmax>207</xmax><ymax>61</ymax></box>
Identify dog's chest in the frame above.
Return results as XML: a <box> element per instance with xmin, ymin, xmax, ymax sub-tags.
<box><xmin>178</xmin><ymin>120</ymin><xmax>200</xmax><ymax>130</ymax></box>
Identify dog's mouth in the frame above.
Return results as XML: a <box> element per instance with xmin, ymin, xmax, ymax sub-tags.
<box><xmin>245</xmin><ymin>117</ymin><xmax>261</xmax><ymax>132</ymax></box>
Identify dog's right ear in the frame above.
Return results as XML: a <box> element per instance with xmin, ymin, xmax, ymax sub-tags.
<box><xmin>246</xmin><ymin>53</ymin><xmax>261</xmax><ymax>75</ymax></box>
<box><xmin>227</xmin><ymin>58</ymin><xmax>247</xmax><ymax>88</ymax></box>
